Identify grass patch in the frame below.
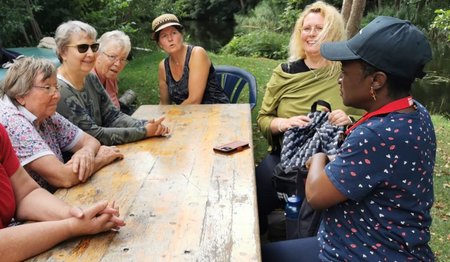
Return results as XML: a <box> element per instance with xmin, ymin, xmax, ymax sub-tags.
<box><xmin>120</xmin><ymin>50</ymin><xmax>450</xmax><ymax>260</ymax></box>
<box><xmin>429</xmin><ymin>115</ymin><xmax>450</xmax><ymax>261</ymax></box>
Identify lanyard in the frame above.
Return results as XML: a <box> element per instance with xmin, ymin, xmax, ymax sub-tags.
<box><xmin>345</xmin><ymin>96</ymin><xmax>414</xmax><ymax>135</ymax></box>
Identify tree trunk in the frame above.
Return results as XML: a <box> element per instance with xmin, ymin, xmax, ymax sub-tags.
<box><xmin>21</xmin><ymin>27</ymin><xmax>31</xmax><ymax>46</ymax></box>
<box><xmin>394</xmin><ymin>0</ymin><xmax>401</xmax><ymax>10</ymax></box>
<box><xmin>238</xmin><ymin>0</ymin><xmax>245</xmax><ymax>10</ymax></box>
<box><xmin>345</xmin><ymin>0</ymin><xmax>366</xmax><ymax>38</ymax></box>
<box><xmin>25</xmin><ymin>0</ymin><xmax>43</xmax><ymax>43</ymax></box>
<box><xmin>341</xmin><ymin>0</ymin><xmax>352</xmax><ymax>25</ymax></box>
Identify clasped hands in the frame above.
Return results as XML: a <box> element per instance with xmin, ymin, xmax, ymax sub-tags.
<box><xmin>68</xmin><ymin>200</ymin><xmax>125</xmax><ymax>235</ymax></box>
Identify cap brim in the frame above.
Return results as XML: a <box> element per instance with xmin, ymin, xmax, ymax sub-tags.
<box><xmin>154</xmin><ymin>22</ymin><xmax>182</xmax><ymax>33</ymax></box>
<box><xmin>320</xmin><ymin>41</ymin><xmax>360</xmax><ymax>61</ymax></box>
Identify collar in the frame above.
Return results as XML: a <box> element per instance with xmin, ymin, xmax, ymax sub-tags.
<box><xmin>1</xmin><ymin>95</ymin><xmax>38</xmax><ymax>124</ymax></box>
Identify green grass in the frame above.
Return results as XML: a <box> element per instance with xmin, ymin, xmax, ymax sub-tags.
<box><xmin>120</xmin><ymin>50</ymin><xmax>450</xmax><ymax>260</ymax></box>
<box><xmin>429</xmin><ymin>115</ymin><xmax>450</xmax><ymax>261</ymax></box>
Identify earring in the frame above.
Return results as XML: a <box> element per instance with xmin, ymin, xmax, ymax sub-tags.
<box><xmin>370</xmin><ymin>86</ymin><xmax>377</xmax><ymax>101</ymax></box>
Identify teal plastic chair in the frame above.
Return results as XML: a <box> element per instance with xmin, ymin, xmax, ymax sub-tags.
<box><xmin>215</xmin><ymin>65</ymin><xmax>257</xmax><ymax>110</ymax></box>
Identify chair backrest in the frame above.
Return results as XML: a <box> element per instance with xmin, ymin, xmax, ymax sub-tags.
<box><xmin>215</xmin><ymin>65</ymin><xmax>257</xmax><ymax>110</ymax></box>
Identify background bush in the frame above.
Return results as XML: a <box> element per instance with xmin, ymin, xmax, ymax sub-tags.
<box><xmin>220</xmin><ymin>31</ymin><xmax>289</xmax><ymax>60</ymax></box>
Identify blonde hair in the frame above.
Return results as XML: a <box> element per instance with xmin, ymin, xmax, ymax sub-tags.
<box><xmin>288</xmin><ymin>1</ymin><xmax>346</xmax><ymax>76</ymax></box>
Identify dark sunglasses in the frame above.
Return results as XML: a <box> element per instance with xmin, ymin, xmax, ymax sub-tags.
<box><xmin>66</xmin><ymin>43</ymin><xmax>100</xmax><ymax>53</ymax></box>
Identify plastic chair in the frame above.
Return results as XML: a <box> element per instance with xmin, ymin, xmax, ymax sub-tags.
<box><xmin>215</xmin><ymin>65</ymin><xmax>257</xmax><ymax>110</ymax></box>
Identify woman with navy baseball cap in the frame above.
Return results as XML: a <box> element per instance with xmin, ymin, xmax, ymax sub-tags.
<box><xmin>262</xmin><ymin>16</ymin><xmax>435</xmax><ymax>262</ymax></box>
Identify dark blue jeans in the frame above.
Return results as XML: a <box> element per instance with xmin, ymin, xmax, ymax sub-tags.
<box><xmin>262</xmin><ymin>236</ymin><xmax>320</xmax><ymax>262</ymax></box>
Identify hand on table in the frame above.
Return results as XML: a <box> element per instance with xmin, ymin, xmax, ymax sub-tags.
<box><xmin>68</xmin><ymin>148</ymin><xmax>95</xmax><ymax>182</ymax></box>
<box><xmin>145</xmin><ymin>116</ymin><xmax>170</xmax><ymax>137</ymax></box>
<box><xmin>96</xmin><ymin>145</ymin><xmax>124</xmax><ymax>163</ymax></box>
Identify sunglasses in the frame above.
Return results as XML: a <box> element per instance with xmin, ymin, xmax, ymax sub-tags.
<box><xmin>66</xmin><ymin>43</ymin><xmax>100</xmax><ymax>53</ymax></box>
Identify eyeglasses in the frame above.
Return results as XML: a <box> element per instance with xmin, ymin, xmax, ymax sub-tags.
<box><xmin>32</xmin><ymin>85</ymin><xmax>61</xmax><ymax>95</ymax></box>
<box><xmin>102</xmin><ymin>52</ymin><xmax>128</xmax><ymax>64</ymax></box>
<box><xmin>66</xmin><ymin>43</ymin><xmax>100</xmax><ymax>53</ymax></box>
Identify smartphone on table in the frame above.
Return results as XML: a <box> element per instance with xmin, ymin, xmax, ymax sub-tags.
<box><xmin>213</xmin><ymin>140</ymin><xmax>250</xmax><ymax>154</ymax></box>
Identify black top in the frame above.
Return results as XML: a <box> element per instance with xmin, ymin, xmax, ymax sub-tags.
<box><xmin>281</xmin><ymin>59</ymin><xmax>311</xmax><ymax>74</ymax></box>
<box><xmin>164</xmin><ymin>45</ymin><xmax>230</xmax><ymax>104</ymax></box>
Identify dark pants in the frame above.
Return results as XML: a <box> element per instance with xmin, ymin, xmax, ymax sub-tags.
<box><xmin>256</xmin><ymin>152</ymin><xmax>284</xmax><ymax>234</ymax></box>
<box><xmin>262</xmin><ymin>237</ymin><xmax>320</xmax><ymax>262</ymax></box>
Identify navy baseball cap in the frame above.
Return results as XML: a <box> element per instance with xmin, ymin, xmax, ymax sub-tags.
<box><xmin>320</xmin><ymin>16</ymin><xmax>432</xmax><ymax>80</ymax></box>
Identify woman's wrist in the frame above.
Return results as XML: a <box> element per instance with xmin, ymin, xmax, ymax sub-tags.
<box><xmin>277</xmin><ymin>119</ymin><xmax>284</xmax><ymax>133</ymax></box>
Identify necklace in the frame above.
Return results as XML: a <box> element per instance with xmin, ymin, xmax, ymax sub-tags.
<box><xmin>304</xmin><ymin>58</ymin><xmax>326</xmax><ymax>79</ymax></box>
<box><xmin>305</xmin><ymin>63</ymin><xmax>317</xmax><ymax>79</ymax></box>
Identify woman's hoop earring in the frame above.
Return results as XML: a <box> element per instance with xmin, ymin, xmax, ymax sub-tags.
<box><xmin>370</xmin><ymin>86</ymin><xmax>377</xmax><ymax>101</ymax></box>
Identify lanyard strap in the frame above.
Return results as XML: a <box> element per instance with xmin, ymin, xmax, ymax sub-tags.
<box><xmin>345</xmin><ymin>96</ymin><xmax>414</xmax><ymax>135</ymax></box>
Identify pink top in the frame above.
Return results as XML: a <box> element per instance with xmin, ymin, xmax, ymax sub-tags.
<box><xmin>92</xmin><ymin>68</ymin><xmax>120</xmax><ymax>109</ymax></box>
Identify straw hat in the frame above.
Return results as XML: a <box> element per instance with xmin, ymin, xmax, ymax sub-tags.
<box><xmin>152</xmin><ymin>14</ymin><xmax>183</xmax><ymax>33</ymax></box>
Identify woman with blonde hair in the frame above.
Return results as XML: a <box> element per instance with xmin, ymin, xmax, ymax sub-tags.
<box><xmin>256</xmin><ymin>1</ymin><xmax>364</xmax><ymax>237</ymax></box>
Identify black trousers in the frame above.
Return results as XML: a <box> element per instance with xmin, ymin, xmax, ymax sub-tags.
<box><xmin>256</xmin><ymin>151</ymin><xmax>284</xmax><ymax>234</ymax></box>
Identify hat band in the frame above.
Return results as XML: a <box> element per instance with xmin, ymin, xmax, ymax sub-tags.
<box><xmin>154</xmin><ymin>20</ymin><xmax>181</xmax><ymax>32</ymax></box>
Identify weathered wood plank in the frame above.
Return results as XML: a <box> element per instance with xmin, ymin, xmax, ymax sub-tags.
<box><xmin>29</xmin><ymin>104</ymin><xmax>260</xmax><ymax>262</ymax></box>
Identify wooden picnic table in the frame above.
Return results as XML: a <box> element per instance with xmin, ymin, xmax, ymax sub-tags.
<box><xmin>29</xmin><ymin>104</ymin><xmax>260</xmax><ymax>261</ymax></box>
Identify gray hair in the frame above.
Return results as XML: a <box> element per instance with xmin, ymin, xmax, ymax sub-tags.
<box><xmin>1</xmin><ymin>57</ymin><xmax>56</xmax><ymax>105</ymax></box>
<box><xmin>54</xmin><ymin>20</ymin><xmax>98</xmax><ymax>63</ymax></box>
<box><xmin>98</xmin><ymin>30</ymin><xmax>131</xmax><ymax>55</ymax></box>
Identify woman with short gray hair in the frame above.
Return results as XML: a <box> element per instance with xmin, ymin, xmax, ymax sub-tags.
<box><xmin>54</xmin><ymin>21</ymin><xmax>169</xmax><ymax>145</ymax></box>
<box><xmin>93</xmin><ymin>30</ymin><xmax>132</xmax><ymax>111</ymax></box>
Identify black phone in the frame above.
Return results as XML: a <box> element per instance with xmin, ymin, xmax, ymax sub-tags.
<box><xmin>213</xmin><ymin>140</ymin><xmax>250</xmax><ymax>154</ymax></box>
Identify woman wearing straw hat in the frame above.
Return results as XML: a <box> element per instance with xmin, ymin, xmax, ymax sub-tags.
<box><xmin>152</xmin><ymin>14</ymin><xmax>229</xmax><ymax>105</ymax></box>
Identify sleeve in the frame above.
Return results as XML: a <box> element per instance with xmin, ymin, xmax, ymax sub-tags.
<box><xmin>50</xmin><ymin>113</ymin><xmax>84</xmax><ymax>152</ymax></box>
<box><xmin>324</xmin><ymin>125</ymin><xmax>391</xmax><ymax>201</ymax></box>
<box><xmin>57</xmin><ymin>74</ymin><xmax>147</xmax><ymax>146</ymax></box>
<box><xmin>0</xmin><ymin>124</ymin><xmax>20</xmax><ymax>176</ymax></box>
<box><xmin>1</xmin><ymin>111</ymin><xmax>54</xmax><ymax>166</ymax></box>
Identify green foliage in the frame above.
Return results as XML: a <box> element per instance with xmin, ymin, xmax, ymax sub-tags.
<box><xmin>220</xmin><ymin>31</ymin><xmax>290</xmax><ymax>60</ymax></box>
<box><xmin>363</xmin><ymin>0</ymin><xmax>450</xmax><ymax>32</ymax></box>
<box><xmin>430</xmin><ymin>9</ymin><xmax>450</xmax><ymax>42</ymax></box>
<box><xmin>235</xmin><ymin>0</ymin><xmax>288</xmax><ymax>34</ymax></box>
<box><xmin>278</xmin><ymin>0</ymin><xmax>305</xmax><ymax>32</ymax></box>
<box><xmin>0</xmin><ymin>0</ymin><xmax>32</xmax><ymax>46</ymax></box>
<box><xmin>224</xmin><ymin>0</ymin><xmax>299</xmax><ymax>60</ymax></box>
<box><xmin>81</xmin><ymin>0</ymin><xmax>138</xmax><ymax>35</ymax></box>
